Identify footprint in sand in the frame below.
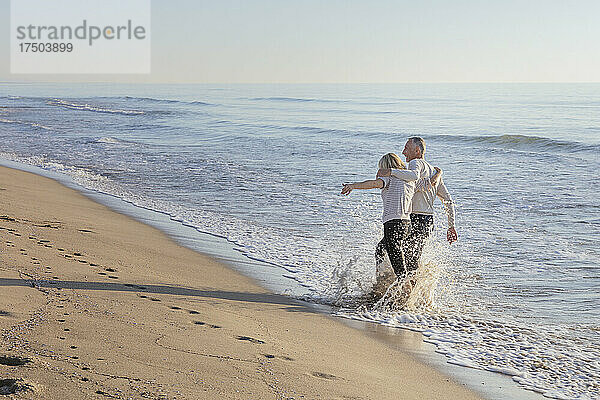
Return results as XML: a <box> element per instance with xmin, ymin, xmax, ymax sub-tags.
<box><xmin>236</xmin><ymin>336</ymin><xmax>264</xmax><ymax>344</ymax></box>
<box><xmin>311</xmin><ymin>372</ymin><xmax>337</xmax><ymax>380</ymax></box>
<box><xmin>0</xmin><ymin>359</ymin><xmax>36</xmax><ymax>394</ymax></box>
<box><xmin>136</xmin><ymin>293</ymin><xmax>157</xmax><ymax>301</ymax></box>
<box><xmin>104</xmin><ymin>268</ymin><xmax>119</xmax><ymax>279</ymax></box>
<box><xmin>124</xmin><ymin>283</ymin><xmax>146</xmax><ymax>290</ymax></box>
<box><xmin>34</xmin><ymin>222</ymin><xmax>60</xmax><ymax>229</ymax></box>
<box><xmin>263</xmin><ymin>354</ymin><xmax>294</xmax><ymax>361</ymax></box>
<box><xmin>0</xmin><ymin>356</ymin><xmax>31</xmax><ymax>367</ymax></box>
<box><xmin>0</xmin><ymin>378</ymin><xmax>35</xmax><ymax>395</ymax></box>
<box><xmin>193</xmin><ymin>321</ymin><xmax>220</xmax><ymax>328</ymax></box>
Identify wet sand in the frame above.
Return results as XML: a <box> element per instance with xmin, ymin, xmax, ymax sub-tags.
<box><xmin>0</xmin><ymin>165</ymin><xmax>483</xmax><ymax>399</ymax></box>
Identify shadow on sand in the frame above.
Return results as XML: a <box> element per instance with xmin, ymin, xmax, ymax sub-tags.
<box><xmin>0</xmin><ymin>278</ymin><xmax>317</xmax><ymax>314</ymax></box>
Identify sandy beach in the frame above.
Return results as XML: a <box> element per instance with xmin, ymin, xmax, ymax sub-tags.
<box><xmin>0</xmin><ymin>165</ymin><xmax>482</xmax><ymax>399</ymax></box>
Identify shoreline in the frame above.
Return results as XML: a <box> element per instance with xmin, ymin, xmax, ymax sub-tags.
<box><xmin>0</xmin><ymin>164</ymin><xmax>485</xmax><ymax>398</ymax></box>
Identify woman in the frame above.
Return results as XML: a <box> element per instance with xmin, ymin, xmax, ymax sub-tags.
<box><xmin>341</xmin><ymin>153</ymin><xmax>441</xmax><ymax>280</ymax></box>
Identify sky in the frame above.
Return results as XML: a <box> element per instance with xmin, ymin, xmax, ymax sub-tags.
<box><xmin>1</xmin><ymin>0</ymin><xmax>599</xmax><ymax>83</ymax></box>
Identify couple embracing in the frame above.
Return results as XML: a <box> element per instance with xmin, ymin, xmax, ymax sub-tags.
<box><xmin>341</xmin><ymin>137</ymin><xmax>457</xmax><ymax>295</ymax></box>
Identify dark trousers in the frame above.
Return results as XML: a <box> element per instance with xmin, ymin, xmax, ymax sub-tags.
<box><xmin>375</xmin><ymin>219</ymin><xmax>411</xmax><ymax>278</ymax></box>
<box><xmin>403</xmin><ymin>213</ymin><xmax>434</xmax><ymax>273</ymax></box>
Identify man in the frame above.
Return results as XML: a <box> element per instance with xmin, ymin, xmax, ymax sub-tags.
<box><xmin>377</xmin><ymin>137</ymin><xmax>457</xmax><ymax>273</ymax></box>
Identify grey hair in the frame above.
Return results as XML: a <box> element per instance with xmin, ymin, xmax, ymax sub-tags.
<box><xmin>409</xmin><ymin>136</ymin><xmax>426</xmax><ymax>155</ymax></box>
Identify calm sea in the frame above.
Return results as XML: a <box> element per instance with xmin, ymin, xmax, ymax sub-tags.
<box><xmin>1</xmin><ymin>83</ymin><xmax>598</xmax><ymax>399</ymax></box>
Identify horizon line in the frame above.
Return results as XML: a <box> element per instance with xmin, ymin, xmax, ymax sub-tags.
<box><xmin>2</xmin><ymin>80</ymin><xmax>600</xmax><ymax>85</ymax></box>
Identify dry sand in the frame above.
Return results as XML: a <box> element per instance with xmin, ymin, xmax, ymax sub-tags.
<box><xmin>0</xmin><ymin>165</ymin><xmax>483</xmax><ymax>399</ymax></box>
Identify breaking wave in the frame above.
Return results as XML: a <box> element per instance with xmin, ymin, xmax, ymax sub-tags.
<box><xmin>47</xmin><ymin>99</ymin><xmax>145</xmax><ymax>115</ymax></box>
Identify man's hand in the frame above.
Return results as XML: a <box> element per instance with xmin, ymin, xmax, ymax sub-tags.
<box><xmin>447</xmin><ymin>227</ymin><xmax>458</xmax><ymax>244</ymax></box>
<box><xmin>341</xmin><ymin>184</ymin><xmax>354</xmax><ymax>195</ymax></box>
<box><xmin>376</xmin><ymin>168</ymin><xmax>391</xmax><ymax>178</ymax></box>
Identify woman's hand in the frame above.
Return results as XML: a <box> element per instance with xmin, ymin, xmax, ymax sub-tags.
<box><xmin>341</xmin><ymin>183</ymin><xmax>354</xmax><ymax>195</ymax></box>
<box><xmin>341</xmin><ymin>179</ymin><xmax>384</xmax><ymax>193</ymax></box>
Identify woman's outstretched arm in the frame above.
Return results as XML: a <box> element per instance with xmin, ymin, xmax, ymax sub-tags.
<box><xmin>341</xmin><ymin>178</ymin><xmax>384</xmax><ymax>195</ymax></box>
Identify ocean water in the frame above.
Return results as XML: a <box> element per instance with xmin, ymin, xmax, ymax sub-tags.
<box><xmin>0</xmin><ymin>83</ymin><xmax>598</xmax><ymax>399</ymax></box>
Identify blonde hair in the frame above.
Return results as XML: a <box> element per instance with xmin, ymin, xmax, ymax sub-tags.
<box><xmin>378</xmin><ymin>153</ymin><xmax>406</xmax><ymax>169</ymax></box>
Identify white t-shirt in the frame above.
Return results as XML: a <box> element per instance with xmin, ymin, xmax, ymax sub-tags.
<box><xmin>392</xmin><ymin>158</ymin><xmax>456</xmax><ymax>228</ymax></box>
